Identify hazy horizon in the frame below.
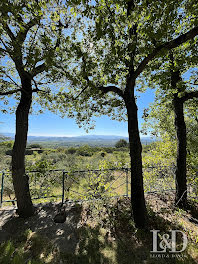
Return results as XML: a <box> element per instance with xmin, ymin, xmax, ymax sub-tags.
<box><xmin>0</xmin><ymin>132</ymin><xmax>153</xmax><ymax>138</ymax></box>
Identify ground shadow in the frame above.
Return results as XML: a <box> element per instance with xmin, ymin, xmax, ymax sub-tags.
<box><xmin>0</xmin><ymin>197</ymin><xmax>198</xmax><ymax>264</ymax></box>
<box><xmin>0</xmin><ymin>202</ymin><xmax>82</xmax><ymax>257</ymax></box>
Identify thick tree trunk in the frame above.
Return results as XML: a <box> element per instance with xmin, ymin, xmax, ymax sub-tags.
<box><xmin>125</xmin><ymin>91</ymin><xmax>148</xmax><ymax>229</ymax></box>
<box><xmin>12</xmin><ymin>74</ymin><xmax>34</xmax><ymax>217</ymax></box>
<box><xmin>173</xmin><ymin>96</ymin><xmax>187</xmax><ymax>208</ymax></box>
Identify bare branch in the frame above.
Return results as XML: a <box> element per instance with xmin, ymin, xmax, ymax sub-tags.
<box><xmin>32</xmin><ymin>79</ymin><xmax>50</xmax><ymax>94</ymax></box>
<box><xmin>32</xmin><ymin>79</ymin><xmax>48</xmax><ymax>93</ymax></box>
<box><xmin>135</xmin><ymin>26</ymin><xmax>198</xmax><ymax>78</ymax></box>
<box><xmin>75</xmin><ymin>82</ymin><xmax>124</xmax><ymax>99</ymax></box>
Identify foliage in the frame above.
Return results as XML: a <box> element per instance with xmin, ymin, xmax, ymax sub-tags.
<box><xmin>0</xmin><ymin>229</ymin><xmax>58</xmax><ymax>264</ymax></box>
<box><xmin>50</xmin><ymin>0</ymin><xmax>198</xmax><ymax>130</ymax></box>
<box><xmin>115</xmin><ymin>139</ymin><xmax>128</xmax><ymax>148</ymax></box>
<box><xmin>0</xmin><ymin>141</ymin><xmax>14</xmax><ymax>149</ymax></box>
<box><xmin>0</xmin><ymin>141</ymin><xmax>13</xmax><ymax>170</ymax></box>
<box><xmin>27</xmin><ymin>144</ymin><xmax>43</xmax><ymax>149</ymax></box>
<box><xmin>76</xmin><ymin>145</ymin><xmax>93</xmax><ymax>157</ymax></box>
<box><xmin>26</xmin><ymin>160</ymin><xmax>57</xmax><ymax>198</ymax></box>
<box><xmin>67</xmin><ymin>147</ymin><xmax>77</xmax><ymax>154</ymax></box>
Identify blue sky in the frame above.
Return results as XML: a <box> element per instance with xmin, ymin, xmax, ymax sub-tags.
<box><xmin>0</xmin><ymin>89</ymin><xmax>154</xmax><ymax>137</ymax></box>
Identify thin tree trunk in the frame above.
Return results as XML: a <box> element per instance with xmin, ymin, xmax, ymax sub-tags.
<box><xmin>125</xmin><ymin>91</ymin><xmax>148</xmax><ymax>229</ymax></box>
<box><xmin>173</xmin><ymin>96</ymin><xmax>187</xmax><ymax>208</ymax></box>
<box><xmin>12</xmin><ymin>75</ymin><xmax>34</xmax><ymax>217</ymax></box>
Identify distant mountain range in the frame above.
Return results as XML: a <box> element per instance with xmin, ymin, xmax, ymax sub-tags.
<box><xmin>0</xmin><ymin>133</ymin><xmax>156</xmax><ymax>147</ymax></box>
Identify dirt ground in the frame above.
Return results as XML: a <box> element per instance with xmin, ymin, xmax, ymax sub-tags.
<box><xmin>0</xmin><ymin>202</ymin><xmax>83</xmax><ymax>253</ymax></box>
<box><xmin>1</xmin><ymin>193</ymin><xmax>198</xmax><ymax>257</ymax></box>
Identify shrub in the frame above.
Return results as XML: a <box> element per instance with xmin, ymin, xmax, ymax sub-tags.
<box><xmin>103</xmin><ymin>147</ymin><xmax>114</xmax><ymax>153</ymax></box>
<box><xmin>77</xmin><ymin>145</ymin><xmax>93</xmax><ymax>157</ymax></box>
<box><xmin>67</xmin><ymin>147</ymin><xmax>77</xmax><ymax>154</ymax></box>
<box><xmin>115</xmin><ymin>139</ymin><xmax>128</xmax><ymax>148</ymax></box>
<box><xmin>28</xmin><ymin>143</ymin><xmax>43</xmax><ymax>149</ymax></box>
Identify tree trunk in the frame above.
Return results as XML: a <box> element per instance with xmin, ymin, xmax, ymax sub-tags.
<box><xmin>125</xmin><ymin>91</ymin><xmax>148</xmax><ymax>229</ymax></box>
<box><xmin>12</xmin><ymin>74</ymin><xmax>34</xmax><ymax>217</ymax></box>
<box><xmin>173</xmin><ymin>96</ymin><xmax>187</xmax><ymax>208</ymax></box>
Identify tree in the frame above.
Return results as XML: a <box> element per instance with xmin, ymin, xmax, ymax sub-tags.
<box><xmin>142</xmin><ymin>49</ymin><xmax>198</xmax><ymax>208</ymax></box>
<box><xmin>56</xmin><ymin>0</ymin><xmax>198</xmax><ymax>228</ymax></box>
<box><xmin>171</xmin><ymin>71</ymin><xmax>198</xmax><ymax>208</ymax></box>
<box><xmin>0</xmin><ymin>0</ymin><xmax>71</xmax><ymax>217</ymax></box>
<box><xmin>115</xmin><ymin>139</ymin><xmax>128</xmax><ymax>148</ymax></box>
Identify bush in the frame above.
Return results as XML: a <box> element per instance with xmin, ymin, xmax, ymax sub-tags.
<box><xmin>103</xmin><ymin>147</ymin><xmax>114</xmax><ymax>153</ymax></box>
<box><xmin>77</xmin><ymin>145</ymin><xmax>93</xmax><ymax>157</ymax></box>
<box><xmin>28</xmin><ymin>143</ymin><xmax>43</xmax><ymax>149</ymax></box>
<box><xmin>67</xmin><ymin>147</ymin><xmax>77</xmax><ymax>154</ymax></box>
<box><xmin>115</xmin><ymin>139</ymin><xmax>128</xmax><ymax>148</ymax></box>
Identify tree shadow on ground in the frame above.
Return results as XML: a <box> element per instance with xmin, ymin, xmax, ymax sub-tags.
<box><xmin>0</xmin><ymin>202</ymin><xmax>82</xmax><ymax>263</ymax></box>
<box><xmin>109</xmin><ymin>198</ymin><xmax>197</xmax><ymax>264</ymax></box>
<box><xmin>60</xmin><ymin>197</ymin><xmax>198</xmax><ymax>264</ymax></box>
<box><xmin>0</xmin><ymin>197</ymin><xmax>198</xmax><ymax>264</ymax></box>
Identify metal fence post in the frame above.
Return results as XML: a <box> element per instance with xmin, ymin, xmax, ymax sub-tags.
<box><xmin>61</xmin><ymin>171</ymin><xmax>65</xmax><ymax>206</ymax></box>
<box><xmin>0</xmin><ymin>171</ymin><xmax>5</xmax><ymax>207</ymax></box>
<box><xmin>125</xmin><ymin>168</ymin><xmax>128</xmax><ymax>197</ymax></box>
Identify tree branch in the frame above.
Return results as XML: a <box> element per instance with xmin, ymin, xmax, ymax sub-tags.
<box><xmin>0</xmin><ymin>86</ymin><xmax>45</xmax><ymax>96</ymax></box>
<box><xmin>32</xmin><ymin>88</ymin><xmax>46</xmax><ymax>93</ymax></box>
<box><xmin>0</xmin><ymin>36</ymin><xmax>14</xmax><ymax>57</ymax></box>
<box><xmin>75</xmin><ymin>82</ymin><xmax>124</xmax><ymax>100</ymax></box>
<box><xmin>0</xmin><ymin>70</ymin><xmax>21</xmax><ymax>88</ymax></box>
<box><xmin>135</xmin><ymin>26</ymin><xmax>198</xmax><ymax>78</ymax></box>
<box><xmin>25</xmin><ymin>25</ymin><xmax>39</xmax><ymax>67</ymax></box>
<box><xmin>0</xmin><ymin>47</ymin><xmax>8</xmax><ymax>55</ymax></box>
<box><xmin>2</xmin><ymin>23</ymin><xmax>16</xmax><ymax>41</ymax></box>
<box><xmin>74</xmin><ymin>86</ymin><xmax>89</xmax><ymax>99</ymax></box>
<box><xmin>32</xmin><ymin>78</ymin><xmax>47</xmax><ymax>94</ymax></box>
<box><xmin>76</xmin><ymin>55</ymin><xmax>124</xmax><ymax>99</ymax></box>
<box><xmin>98</xmin><ymin>85</ymin><xmax>124</xmax><ymax>98</ymax></box>
<box><xmin>182</xmin><ymin>91</ymin><xmax>198</xmax><ymax>102</ymax></box>
<box><xmin>0</xmin><ymin>89</ymin><xmax>21</xmax><ymax>96</ymax></box>
<box><xmin>17</xmin><ymin>18</ymin><xmax>40</xmax><ymax>43</ymax></box>
<box><xmin>188</xmin><ymin>82</ymin><xmax>198</xmax><ymax>86</ymax></box>
<box><xmin>31</xmin><ymin>63</ymin><xmax>46</xmax><ymax>76</ymax></box>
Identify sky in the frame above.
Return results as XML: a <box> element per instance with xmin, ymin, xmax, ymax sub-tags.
<box><xmin>0</xmin><ymin>89</ymin><xmax>154</xmax><ymax>137</ymax></box>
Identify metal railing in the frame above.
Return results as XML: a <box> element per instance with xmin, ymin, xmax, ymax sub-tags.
<box><xmin>0</xmin><ymin>166</ymin><xmax>197</xmax><ymax>207</ymax></box>
<box><xmin>0</xmin><ymin>168</ymin><xmax>130</xmax><ymax>207</ymax></box>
